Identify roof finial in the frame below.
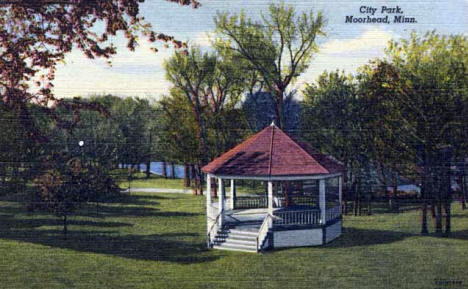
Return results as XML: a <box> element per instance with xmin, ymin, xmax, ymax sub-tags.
<box><xmin>270</xmin><ymin>120</ymin><xmax>276</xmax><ymax>127</ymax></box>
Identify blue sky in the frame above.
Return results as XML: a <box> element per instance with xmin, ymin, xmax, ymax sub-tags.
<box><xmin>52</xmin><ymin>0</ymin><xmax>468</xmax><ymax>99</ymax></box>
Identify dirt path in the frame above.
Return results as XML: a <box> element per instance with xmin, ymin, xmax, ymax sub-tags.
<box><xmin>122</xmin><ymin>188</ymin><xmax>192</xmax><ymax>194</ymax></box>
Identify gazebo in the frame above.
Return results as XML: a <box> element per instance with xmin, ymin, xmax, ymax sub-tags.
<box><xmin>202</xmin><ymin>123</ymin><xmax>344</xmax><ymax>252</ymax></box>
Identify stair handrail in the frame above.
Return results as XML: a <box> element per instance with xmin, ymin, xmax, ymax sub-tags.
<box><xmin>256</xmin><ymin>213</ymin><xmax>274</xmax><ymax>252</ymax></box>
<box><xmin>207</xmin><ymin>212</ymin><xmax>222</xmax><ymax>248</ymax></box>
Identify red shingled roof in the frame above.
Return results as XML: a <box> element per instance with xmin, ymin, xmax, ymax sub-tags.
<box><xmin>202</xmin><ymin>124</ymin><xmax>344</xmax><ymax>177</ymax></box>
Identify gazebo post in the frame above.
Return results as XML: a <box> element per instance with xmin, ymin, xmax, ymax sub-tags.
<box><xmin>218</xmin><ymin>178</ymin><xmax>224</xmax><ymax>228</ymax></box>
<box><xmin>230</xmin><ymin>179</ymin><xmax>236</xmax><ymax>210</ymax></box>
<box><xmin>319</xmin><ymin>178</ymin><xmax>326</xmax><ymax>225</ymax></box>
<box><xmin>268</xmin><ymin>181</ymin><xmax>273</xmax><ymax>216</ymax></box>
<box><xmin>206</xmin><ymin>174</ymin><xmax>211</xmax><ymax>227</ymax></box>
<box><xmin>338</xmin><ymin>175</ymin><xmax>343</xmax><ymax>215</ymax></box>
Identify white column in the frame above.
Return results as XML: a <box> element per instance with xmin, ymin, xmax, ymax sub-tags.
<box><xmin>230</xmin><ymin>179</ymin><xmax>235</xmax><ymax>210</ymax></box>
<box><xmin>206</xmin><ymin>174</ymin><xmax>211</xmax><ymax>234</ymax></box>
<box><xmin>268</xmin><ymin>181</ymin><xmax>273</xmax><ymax>215</ymax></box>
<box><xmin>338</xmin><ymin>175</ymin><xmax>343</xmax><ymax>215</ymax></box>
<box><xmin>206</xmin><ymin>175</ymin><xmax>211</xmax><ymax>207</ymax></box>
<box><xmin>319</xmin><ymin>179</ymin><xmax>326</xmax><ymax>224</ymax></box>
<box><xmin>218</xmin><ymin>178</ymin><xmax>224</xmax><ymax>227</ymax></box>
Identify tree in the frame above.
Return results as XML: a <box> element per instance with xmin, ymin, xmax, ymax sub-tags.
<box><xmin>214</xmin><ymin>2</ymin><xmax>325</xmax><ymax>128</ymax></box>
<box><xmin>158</xmin><ymin>86</ymin><xmax>250</xmax><ymax>195</ymax></box>
<box><xmin>112</xmin><ymin>97</ymin><xmax>155</xmax><ymax>176</ymax></box>
<box><xmin>163</xmin><ymin>46</ymin><xmax>246</xmax><ymax>193</ymax></box>
<box><xmin>0</xmin><ymin>0</ymin><xmax>199</xmax><ymax>142</ymax></box>
<box><xmin>301</xmin><ymin>71</ymin><xmax>371</xmax><ymax>214</ymax></box>
<box><xmin>35</xmin><ymin>154</ymin><xmax>86</xmax><ymax>238</ymax></box>
<box><xmin>360</xmin><ymin>32</ymin><xmax>468</xmax><ymax>235</ymax></box>
<box><xmin>0</xmin><ymin>102</ymin><xmax>38</xmax><ymax>195</ymax></box>
<box><xmin>158</xmin><ymin>90</ymin><xmax>201</xmax><ymax>193</ymax></box>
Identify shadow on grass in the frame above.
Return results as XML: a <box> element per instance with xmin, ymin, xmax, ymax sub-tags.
<box><xmin>0</xmin><ymin>193</ymin><xmax>213</xmax><ymax>264</ymax></box>
<box><xmin>451</xmin><ymin>213</ymin><xmax>468</xmax><ymax>219</ymax></box>
<box><xmin>1</xmin><ymin>217</ymin><xmax>132</xmax><ymax>229</ymax></box>
<box><xmin>449</xmin><ymin>229</ymin><xmax>468</xmax><ymax>240</ymax></box>
<box><xmin>0</xmin><ymin>213</ymin><xmax>215</xmax><ymax>264</ymax></box>
<box><xmin>325</xmin><ymin>226</ymin><xmax>468</xmax><ymax>248</ymax></box>
<box><xmin>4</xmin><ymin>230</ymin><xmax>213</xmax><ymax>264</ymax></box>
<box><xmin>77</xmin><ymin>204</ymin><xmax>200</xmax><ymax>218</ymax></box>
<box><xmin>325</xmin><ymin>227</ymin><xmax>416</xmax><ymax>248</ymax></box>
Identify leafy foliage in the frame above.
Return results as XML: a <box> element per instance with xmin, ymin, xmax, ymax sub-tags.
<box><xmin>215</xmin><ymin>2</ymin><xmax>325</xmax><ymax>127</ymax></box>
<box><xmin>358</xmin><ymin>32</ymin><xmax>468</xmax><ymax>234</ymax></box>
<box><xmin>0</xmin><ymin>0</ymin><xmax>197</xmax><ymax>141</ymax></box>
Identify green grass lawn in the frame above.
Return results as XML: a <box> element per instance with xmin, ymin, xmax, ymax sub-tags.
<box><xmin>0</xmin><ymin>193</ymin><xmax>467</xmax><ymax>289</ymax></box>
<box><xmin>115</xmin><ymin>171</ymin><xmax>185</xmax><ymax>190</ymax></box>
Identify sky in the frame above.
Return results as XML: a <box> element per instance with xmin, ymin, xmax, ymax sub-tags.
<box><xmin>52</xmin><ymin>0</ymin><xmax>468</xmax><ymax>100</ymax></box>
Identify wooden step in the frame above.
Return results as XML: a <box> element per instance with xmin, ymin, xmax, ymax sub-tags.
<box><xmin>213</xmin><ymin>243</ymin><xmax>257</xmax><ymax>252</ymax></box>
<box><xmin>223</xmin><ymin>238</ymin><xmax>257</xmax><ymax>246</ymax></box>
<box><xmin>228</xmin><ymin>229</ymin><xmax>258</xmax><ymax>236</ymax></box>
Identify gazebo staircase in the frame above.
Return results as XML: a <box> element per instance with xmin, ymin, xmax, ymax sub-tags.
<box><xmin>212</xmin><ymin>222</ymin><xmax>267</xmax><ymax>252</ymax></box>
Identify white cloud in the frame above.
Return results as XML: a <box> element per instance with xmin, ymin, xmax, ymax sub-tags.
<box><xmin>53</xmin><ymin>40</ymin><xmax>176</xmax><ymax>99</ymax></box>
<box><xmin>321</xmin><ymin>27</ymin><xmax>394</xmax><ymax>56</ymax></box>
<box><xmin>293</xmin><ymin>27</ymin><xmax>396</xmax><ymax>95</ymax></box>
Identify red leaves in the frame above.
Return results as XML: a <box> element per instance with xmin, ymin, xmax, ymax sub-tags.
<box><xmin>1</xmin><ymin>0</ymin><xmax>198</xmax><ymax>143</ymax></box>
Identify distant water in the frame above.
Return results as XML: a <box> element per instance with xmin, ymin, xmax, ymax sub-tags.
<box><xmin>140</xmin><ymin>162</ymin><xmax>185</xmax><ymax>178</ymax></box>
<box><xmin>119</xmin><ymin>162</ymin><xmax>185</xmax><ymax>178</ymax></box>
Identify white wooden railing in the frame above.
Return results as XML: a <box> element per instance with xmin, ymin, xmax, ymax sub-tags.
<box><xmin>206</xmin><ymin>212</ymin><xmax>221</xmax><ymax>248</ymax></box>
<box><xmin>235</xmin><ymin>196</ymin><xmax>267</xmax><ymax>209</ymax></box>
<box><xmin>274</xmin><ymin>196</ymin><xmax>316</xmax><ymax>207</ymax></box>
<box><xmin>273</xmin><ymin>209</ymin><xmax>321</xmax><ymax>225</ymax></box>
<box><xmin>326</xmin><ymin>205</ymin><xmax>341</xmax><ymax>222</ymax></box>
<box><xmin>256</xmin><ymin>214</ymin><xmax>273</xmax><ymax>252</ymax></box>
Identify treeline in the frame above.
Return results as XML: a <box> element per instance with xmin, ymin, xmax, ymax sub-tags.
<box><xmin>302</xmin><ymin>32</ymin><xmax>468</xmax><ymax>236</ymax></box>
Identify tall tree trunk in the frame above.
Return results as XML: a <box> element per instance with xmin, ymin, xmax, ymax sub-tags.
<box><xmin>161</xmin><ymin>160</ymin><xmax>167</xmax><ymax>179</ymax></box>
<box><xmin>190</xmin><ymin>165</ymin><xmax>197</xmax><ymax>195</ymax></box>
<box><xmin>0</xmin><ymin>163</ymin><xmax>5</xmax><ymax>192</ymax></box>
<box><xmin>145</xmin><ymin>159</ymin><xmax>151</xmax><ymax>179</ymax></box>
<box><xmin>391</xmin><ymin>172</ymin><xmax>398</xmax><ymax>211</ymax></box>
<box><xmin>367</xmin><ymin>193</ymin><xmax>372</xmax><ymax>215</ymax></box>
<box><xmin>435</xmin><ymin>200</ymin><xmax>443</xmax><ymax>235</ymax></box>
<box><xmin>353</xmin><ymin>183</ymin><xmax>357</xmax><ymax>216</ymax></box>
<box><xmin>63</xmin><ymin>215</ymin><xmax>68</xmax><ymax>240</ymax></box>
<box><xmin>146</xmin><ymin>131</ymin><xmax>152</xmax><ymax>179</ymax></box>
<box><xmin>376</xmin><ymin>162</ymin><xmax>390</xmax><ymax>210</ymax></box>
<box><xmin>461</xmin><ymin>175</ymin><xmax>466</xmax><ymax>210</ymax></box>
<box><xmin>357</xmin><ymin>192</ymin><xmax>362</xmax><ymax>216</ymax></box>
<box><xmin>170</xmin><ymin>162</ymin><xmax>176</xmax><ymax>179</ymax></box>
<box><xmin>128</xmin><ymin>165</ymin><xmax>133</xmax><ymax>179</ymax></box>
<box><xmin>184</xmin><ymin>163</ymin><xmax>190</xmax><ymax>187</ymax></box>
<box><xmin>421</xmin><ymin>175</ymin><xmax>429</xmax><ymax>234</ymax></box>
<box><xmin>196</xmin><ymin>165</ymin><xmax>204</xmax><ymax>196</ymax></box>
<box><xmin>274</xmin><ymin>88</ymin><xmax>285</xmax><ymax>129</ymax></box>
<box><xmin>430</xmin><ymin>200</ymin><xmax>437</xmax><ymax>218</ymax></box>
<box><xmin>435</xmin><ymin>178</ymin><xmax>443</xmax><ymax>235</ymax></box>
<box><xmin>444</xmin><ymin>199</ymin><xmax>451</xmax><ymax>236</ymax></box>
